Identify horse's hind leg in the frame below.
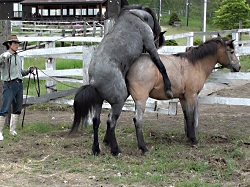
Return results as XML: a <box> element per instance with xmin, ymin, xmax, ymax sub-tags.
<box><xmin>103</xmin><ymin>112</ymin><xmax>111</xmax><ymax>146</ymax></box>
<box><xmin>133</xmin><ymin>101</ymin><xmax>148</xmax><ymax>154</ymax></box>
<box><xmin>105</xmin><ymin>102</ymin><xmax>124</xmax><ymax>156</ymax></box>
<box><xmin>92</xmin><ymin>104</ymin><xmax>102</xmax><ymax>155</ymax></box>
<box><xmin>143</xmin><ymin>33</ymin><xmax>173</xmax><ymax>98</ymax></box>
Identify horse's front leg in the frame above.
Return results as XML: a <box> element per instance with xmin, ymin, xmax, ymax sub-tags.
<box><xmin>133</xmin><ymin>101</ymin><xmax>148</xmax><ymax>154</ymax></box>
<box><xmin>92</xmin><ymin>105</ymin><xmax>102</xmax><ymax>155</ymax></box>
<box><xmin>180</xmin><ymin>98</ymin><xmax>198</xmax><ymax>146</ymax></box>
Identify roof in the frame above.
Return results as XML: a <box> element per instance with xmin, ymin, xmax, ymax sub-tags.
<box><xmin>21</xmin><ymin>0</ymin><xmax>106</xmax><ymax>4</ymax></box>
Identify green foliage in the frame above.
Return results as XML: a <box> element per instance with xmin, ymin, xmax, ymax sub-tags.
<box><xmin>168</xmin><ymin>12</ymin><xmax>181</xmax><ymax>26</ymax></box>
<box><xmin>194</xmin><ymin>38</ymin><xmax>203</xmax><ymax>46</ymax></box>
<box><xmin>165</xmin><ymin>40</ymin><xmax>178</xmax><ymax>46</ymax></box>
<box><xmin>213</xmin><ymin>0</ymin><xmax>250</xmax><ymax>29</ymax></box>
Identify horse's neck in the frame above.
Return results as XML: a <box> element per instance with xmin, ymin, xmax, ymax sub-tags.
<box><xmin>197</xmin><ymin>55</ymin><xmax>218</xmax><ymax>77</ymax></box>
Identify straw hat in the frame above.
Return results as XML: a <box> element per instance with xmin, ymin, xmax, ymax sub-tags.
<box><xmin>2</xmin><ymin>35</ymin><xmax>21</xmax><ymax>46</ymax></box>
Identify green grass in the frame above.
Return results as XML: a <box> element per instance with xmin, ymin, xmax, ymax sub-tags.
<box><xmin>239</xmin><ymin>56</ymin><xmax>250</xmax><ymax>72</ymax></box>
<box><xmin>23</xmin><ymin>57</ymin><xmax>82</xmax><ymax>70</ymax></box>
<box><xmin>2</xmin><ymin>119</ymin><xmax>248</xmax><ymax>186</ymax></box>
<box><xmin>22</xmin><ymin>57</ymin><xmax>83</xmax><ymax>96</ymax></box>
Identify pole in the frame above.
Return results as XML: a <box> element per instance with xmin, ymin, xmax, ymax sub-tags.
<box><xmin>203</xmin><ymin>0</ymin><xmax>207</xmax><ymax>42</ymax></box>
<box><xmin>186</xmin><ymin>0</ymin><xmax>189</xmax><ymax>26</ymax></box>
<box><xmin>158</xmin><ymin>0</ymin><xmax>162</xmax><ymax>24</ymax></box>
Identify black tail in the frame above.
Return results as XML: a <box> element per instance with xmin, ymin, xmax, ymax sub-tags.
<box><xmin>70</xmin><ymin>85</ymin><xmax>102</xmax><ymax>133</ymax></box>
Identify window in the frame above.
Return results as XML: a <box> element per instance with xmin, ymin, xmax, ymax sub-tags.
<box><xmin>82</xmin><ymin>9</ymin><xmax>86</xmax><ymax>15</ymax></box>
<box><xmin>63</xmin><ymin>8</ymin><xmax>67</xmax><ymax>15</ymax></box>
<box><xmin>32</xmin><ymin>7</ymin><xmax>36</xmax><ymax>14</ymax></box>
<box><xmin>69</xmin><ymin>8</ymin><xmax>74</xmax><ymax>15</ymax></box>
<box><xmin>13</xmin><ymin>3</ymin><xmax>22</xmax><ymax>17</ymax></box>
<box><xmin>50</xmin><ymin>9</ymin><xmax>61</xmax><ymax>16</ymax></box>
<box><xmin>42</xmin><ymin>9</ymin><xmax>48</xmax><ymax>16</ymax></box>
<box><xmin>76</xmin><ymin>8</ymin><xmax>81</xmax><ymax>16</ymax></box>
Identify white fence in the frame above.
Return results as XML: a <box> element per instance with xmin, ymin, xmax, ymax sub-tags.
<box><xmin>18</xmin><ymin>30</ymin><xmax>250</xmax><ymax>115</ymax></box>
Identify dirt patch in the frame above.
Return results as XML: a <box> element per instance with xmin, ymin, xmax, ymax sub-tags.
<box><xmin>0</xmin><ymin>83</ymin><xmax>249</xmax><ymax>186</ymax></box>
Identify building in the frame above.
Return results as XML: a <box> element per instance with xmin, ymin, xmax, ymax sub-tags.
<box><xmin>0</xmin><ymin>0</ymin><xmax>128</xmax><ymax>22</ymax></box>
<box><xmin>0</xmin><ymin>0</ymin><xmax>23</xmax><ymax>20</ymax></box>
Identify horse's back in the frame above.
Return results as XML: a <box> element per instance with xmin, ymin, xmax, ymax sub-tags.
<box><xmin>128</xmin><ymin>54</ymin><xmax>186</xmax><ymax>100</ymax></box>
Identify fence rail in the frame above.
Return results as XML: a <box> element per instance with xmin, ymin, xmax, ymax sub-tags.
<box><xmin>18</xmin><ymin>30</ymin><xmax>250</xmax><ymax>115</ymax></box>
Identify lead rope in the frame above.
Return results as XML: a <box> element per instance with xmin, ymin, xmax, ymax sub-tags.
<box><xmin>21</xmin><ymin>67</ymin><xmax>40</xmax><ymax>128</ymax></box>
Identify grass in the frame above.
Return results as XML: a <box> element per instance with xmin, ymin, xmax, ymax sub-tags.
<box><xmin>22</xmin><ymin>57</ymin><xmax>83</xmax><ymax>96</ymax></box>
<box><xmin>1</xmin><ymin>116</ymin><xmax>249</xmax><ymax>186</ymax></box>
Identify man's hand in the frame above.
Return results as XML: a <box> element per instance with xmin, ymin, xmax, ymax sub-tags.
<box><xmin>28</xmin><ymin>66</ymin><xmax>35</xmax><ymax>73</ymax></box>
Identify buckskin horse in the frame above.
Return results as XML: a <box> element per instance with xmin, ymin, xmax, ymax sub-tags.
<box><xmin>126</xmin><ymin>36</ymin><xmax>241</xmax><ymax>154</ymax></box>
<box><xmin>70</xmin><ymin>5</ymin><xmax>172</xmax><ymax>156</ymax></box>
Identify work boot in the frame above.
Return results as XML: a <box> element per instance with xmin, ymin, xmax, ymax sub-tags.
<box><xmin>0</xmin><ymin>116</ymin><xmax>6</xmax><ymax>140</ymax></box>
<box><xmin>10</xmin><ymin>114</ymin><xmax>19</xmax><ymax>136</ymax></box>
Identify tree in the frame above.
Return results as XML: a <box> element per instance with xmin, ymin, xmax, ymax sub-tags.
<box><xmin>213</xmin><ymin>0</ymin><xmax>250</xmax><ymax>29</ymax></box>
<box><xmin>168</xmin><ymin>12</ymin><xmax>181</xmax><ymax>26</ymax></box>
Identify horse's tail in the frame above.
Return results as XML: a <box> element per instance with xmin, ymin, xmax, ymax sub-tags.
<box><xmin>70</xmin><ymin>85</ymin><xmax>102</xmax><ymax>134</ymax></box>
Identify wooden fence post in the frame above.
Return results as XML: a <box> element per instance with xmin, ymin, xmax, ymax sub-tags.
<box><xmin>104</xmin><ymin>18</ymin><xmax>115</xmax><ymax>35</ymax></box>
<box><xmin>0</xmin><ymin>20</ymin><xmax>11</xmax><ymax>125</ymax></box>
<box><xmin>71</xmin><ymin>29</ymin><xmax>75</xmax><ymax>46</ymax></box>
<box><xmin>82</xmin><ymin>46</ymin><xmax>96</xmax><ymax>85</ymax></box>
<box><xmin>83</xmin><ymin>21</ymin><xmax>87</xmax><ymax>37</ymax></box>
<box><xmin>45</xmin><ymin>42</ymin><xmax>56</xmax><ymax>94</ymax></box>
<box><xmin>61</xmin><ymin>29</ymin><xmax>65</xmax><ymax>47</ymax></box>
<box><xmin>92</xmin><ymin>22</ymin><xmax>96</xmax><ymax>37</ymax></box>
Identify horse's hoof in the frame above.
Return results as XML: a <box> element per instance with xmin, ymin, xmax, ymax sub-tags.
<box><xmin>103</xmin><ymin>139</ymin><xmax>110</xmax><ymax>147</ymax></box>
<box><xmin>140</xmin><ymin>147</ymin><xmax>149</xmax><ymax>155</ymax></box>
<box><xmin>165</xmin><ymin>90</ymin><xmax>173</xmax><ymax>99</ymax></box>
<box><xmin>141</xmin><ymin>150</ymin><xmax>149</xmax><ymax>156</ymax></box>
<box><xmin>92</xmin><ymin>146</ymin><xmax>101</xmax><ymax>156</ymax></box>
<box><xmin>190</xmin><ymin>138</ymin><xmax>199</xmax><ymax>148</ymax></box>
<box><xmin>191</xmin><ymin>144</ymin><xmax>199</xmax><ymax>149</ymax></box>
<box><xmin>111</xmin><ymin>148</ymin><xmax>121</xmax><ymax>156</ymax></box>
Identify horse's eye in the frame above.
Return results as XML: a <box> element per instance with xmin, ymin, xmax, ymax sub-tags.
<box><xmin>230</xmin><ymin>51</ymin><xmax>234</xmax><ymax>54</ymax></box>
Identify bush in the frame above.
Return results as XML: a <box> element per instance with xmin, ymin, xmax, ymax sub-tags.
<box><xmin>168</xmin><ymin>12</ymin><xmax>181</xmax><ymax>26</ymax></box>
<box><xmin>165</xmin><ymin>40</ymin><xmax>178</xmax><ymax>46</ymax></box>
<box><xmin>194</xmin><ymin>39</ymin><xmax>202</xmax><ymax>46</ymax></box>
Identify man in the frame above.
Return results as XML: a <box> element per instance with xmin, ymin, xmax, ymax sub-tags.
<box><xmin>0</xmin><ymin>35</ymin><xmax>34</xmax><ymax>140</ymax></box>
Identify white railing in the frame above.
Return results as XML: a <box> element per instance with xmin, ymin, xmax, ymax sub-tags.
<box><xmin>18</xmin><ymin>31</ymin><xmax>250</xmax><ymax>114</ymax></box>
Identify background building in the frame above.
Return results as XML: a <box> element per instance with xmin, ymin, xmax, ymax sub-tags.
<box><xmin>0</xmin><ymin>0</ymin><xmax>127</xmax><ymax>22</ymax></box>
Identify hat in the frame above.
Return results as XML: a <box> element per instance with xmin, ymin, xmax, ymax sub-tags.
<box><xmin>2</xmin><ymin>35</ymin><xmax>21</xmax><ymax>46</ymax></box>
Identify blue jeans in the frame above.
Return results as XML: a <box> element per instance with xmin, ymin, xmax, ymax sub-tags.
<box><xmin>0</xmin><ymin>80</ymin><xmax>23</xmax><ymax>116</ymax></box>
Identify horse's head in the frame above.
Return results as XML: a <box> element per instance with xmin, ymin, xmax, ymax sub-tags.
<box><xmin>155</xmin><ymin>31</ymin><xmax>166</xmax><ymax>49</ymax></box>
<box><xmin>218</xmin><ymin>37</ymin><xmax>241</xmax><ymax>72</ymax></box>
<box><xmin>126</xmin><ymin>6</ymin><xmax>162</xmax><ymax>47</ymax></box>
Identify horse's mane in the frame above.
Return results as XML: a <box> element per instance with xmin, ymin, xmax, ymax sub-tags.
<box><xmin>120</xmin><ymin>5</ymin><xmax>161</xmax><ymax>37</ymax></box>
<box><xmin>174</xmin><ymin>37</ymin><xmax>232</xmax><ymax>64</ymax></box>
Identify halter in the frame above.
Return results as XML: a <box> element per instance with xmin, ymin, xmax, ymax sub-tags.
<box><xmin>214</xmin><ymin>40</ymin><xmax>239</xmax><ymax>70</ymax></box>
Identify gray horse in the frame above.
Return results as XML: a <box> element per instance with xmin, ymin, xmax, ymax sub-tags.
<box><xmin>70</xmin><ymin>5</ymin><xmax>172</xmax><ymax>156</ymax></box>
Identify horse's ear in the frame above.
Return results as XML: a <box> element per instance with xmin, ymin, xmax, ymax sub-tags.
<box><xmin>158</xmin><ymin>31</ymin><xmax>166</xmax><ymax>48</ymax></box>
<box><xmin>226</xmin><ymin>39</ymin><xmax>235</xmax><ymax>44</ymax></box>
<box><xmin>161</xmin><ymin>31</ymin><xmax>167</xmax><ymax>35</ymax></box>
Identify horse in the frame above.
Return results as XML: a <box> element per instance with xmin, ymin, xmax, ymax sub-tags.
<box><xmin>126</xmin><ymin>36</ymin><xmax>241</xmax><ymax>154</ymax></box>
<box><xmin>70</xmin><ymin>5</ymin><xmax>172</xmax><ymax>156</ymax></box>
